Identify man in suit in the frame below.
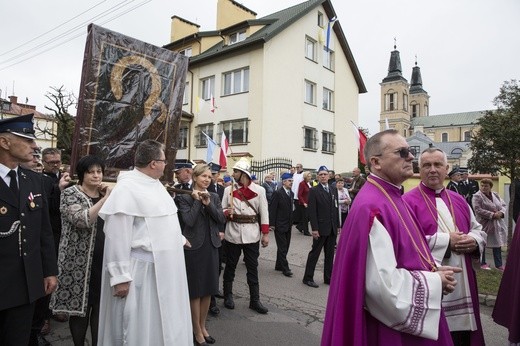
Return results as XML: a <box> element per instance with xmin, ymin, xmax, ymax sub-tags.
<box><xmin>174</xmin><ymin>159</ymin><xmax>193</xmax><ymax>190</ymax></box>
<box><xmin>459</xmin><ymin>168</ymin><xmax>479</xmax><ymax>209</ymax></box>
<box><xmin>348</xmin><ymin>167</ymin><xmax>366</xmax><ymax>201</ymax></box>
<box><xmin>269</xmin><ymin>172</ymin><xmax>294</xmax><ymax>277</ymax></box>
<box><xmin>447</xmin><ymin>168</ymin><xmax>462</xmax><ymax>195</ymax></box>
<box><xmin>208</xmin><ymin>162</ymin><xmax>225</xmax><ymax>200</ymax></box>
<box><xmin>0</xmin><ymin>114</ymin><xmax>58</xmax><ymax>345</ymax></box>
<box><xmin>302</xmin><ymin>165</ymin><xmax>340</xmax><ymax>288</ymax></box>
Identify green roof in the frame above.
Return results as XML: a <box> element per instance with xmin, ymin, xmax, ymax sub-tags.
<box><xmin>411</xmin><ymin>110</ymin><xmax>488</xmax><ymax>128</ymax></box>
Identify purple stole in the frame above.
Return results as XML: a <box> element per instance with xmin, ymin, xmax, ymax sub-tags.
<box><xmin>322</xmin><ymin>175</ymin><xmax>453</xmax><ymax>346</ymax></box>
<box><xmin>403</xmin><ymin>185</ymin><xmax>485</xmax><ymax>345</ymax></box>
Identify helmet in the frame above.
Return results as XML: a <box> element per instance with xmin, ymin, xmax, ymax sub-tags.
<box><xmin>232</xmin><ymin>157</ymin><xmax>252</xmax><ymax>179</ymax></box>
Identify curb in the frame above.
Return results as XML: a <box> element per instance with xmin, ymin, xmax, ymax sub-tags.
<box><xmin>479</xmin><ymin>293</ymin><xmax>496</xmax><ymax>307</ymax></box>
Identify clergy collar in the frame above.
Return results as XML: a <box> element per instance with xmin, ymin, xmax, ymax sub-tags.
<box><xmin>370</xmin><ymin>173</ymin><xmax>402</xmax><ymax>190</ymax></box>
<box><xmin>419</xmin><ymin>182</ymin><xmax>445</xmax><ymax>197</ymax></box>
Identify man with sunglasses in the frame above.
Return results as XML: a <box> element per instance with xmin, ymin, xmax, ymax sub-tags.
<box><xmin>322</xmin><ymin>130</ymin><xmax>459</xmax><ymax>345</ymax></box>
<box><xmin>403</xmin><ymin>147</ymin><xmax>485</xmax><ymax>345</ymax></box>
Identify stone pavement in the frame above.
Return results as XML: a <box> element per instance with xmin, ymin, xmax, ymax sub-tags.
<box><xmin>45</xmin><ymin>227</ymin><xmax>509</xmax><ymax>345</ymax></box>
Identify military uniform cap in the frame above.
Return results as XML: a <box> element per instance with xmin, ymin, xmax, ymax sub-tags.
<box><xmin>0</xmin><ymin>114</ymin><xmax>36</xmax><ymax>139</ymax></box>
<box><xmin>448</xmin><ymin>168</ymin><xmax>461</xmax><ymax>177</ymax></box>
<box><xmin>174</xmin><ymin>159</ymin><xmax>193</xmax><ymax>171</ymax></box>
<box><xmin>208</xmin><ymin>162</ymin><xmax>222</xmax><ymax>173</ymax></box>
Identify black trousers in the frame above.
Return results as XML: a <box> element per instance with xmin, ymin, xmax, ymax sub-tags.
<box><xmin>274</xmin><ymin>229</ymin><xmax>292</xmax><ymax>272</ymax></box>
<box><xmin>0</xmin><ymin>302</ymin><xmax>35</xmax><ymax>346</ymax></box>
<box><xmin>223</xmin><ymin>241</ymin><xmax>260</xmax><ymax>286</ymax></box>
<box><xmin>303</xmin><ymin>232</ymin><xmax>336</xmax><ymax>283</ymax></box>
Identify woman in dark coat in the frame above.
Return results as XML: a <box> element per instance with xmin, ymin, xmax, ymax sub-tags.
<box><xmin>178</xmin><ymin>164</ymin><xmax>226</xmax><ymax>345</ymax></box>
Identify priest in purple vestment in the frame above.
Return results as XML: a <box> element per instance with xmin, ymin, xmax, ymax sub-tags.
<box><xmin>403</xmin><ymin>148</ymin><xmax>486</xmax><ymax>346</ymax></box>
<box><xmin>322</xmin><ymin>130</ymin><xmax>459</xmax><ymax>346</ymax></box>
<box><xmin>492</xmin><ymin>215</ymin><xmax>520</xmax><ymax>344</ymax></box>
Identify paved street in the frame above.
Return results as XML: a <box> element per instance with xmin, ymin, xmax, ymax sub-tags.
<box><xmin>47</xmin><ymin>226</ymin><xmax>509</xmax><ymax>345</ymax></box>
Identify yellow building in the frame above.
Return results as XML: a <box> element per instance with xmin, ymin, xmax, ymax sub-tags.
<box><xmin>378</xmin><ymin>46</ymin><xmax>487</xmax><ymax>168</ymax></box>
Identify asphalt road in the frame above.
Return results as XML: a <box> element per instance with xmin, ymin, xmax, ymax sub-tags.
<box><xmin>47</xmin><ymin>226</ymin><xmax>510</xmax><ymax>345</ymax></box>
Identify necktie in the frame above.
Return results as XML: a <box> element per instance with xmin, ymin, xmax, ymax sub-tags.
<box><xmin>8</xmin><ymin>170</ymin><xmax>18</xmax><ymax>199</ymax></box>
<box><xmin>182</xmin><ymin>183</ymin><xmax>189</xmax><ymax>190</ymax></box>
<box><xmin>324</xmin><ymin>185</ymin><xmax>329</xmax><ymax>193</ymax></box>
<box><xmin>287</xmin><ymin>190</ymin><xmax>291</xmax><ymax>197</ymax></box>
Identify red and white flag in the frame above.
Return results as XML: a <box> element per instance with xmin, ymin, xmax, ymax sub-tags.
<box><xmin>358</xmin><ymin>129</ymin><xmax>368</xmax><ymax>165</ymax></box>
<box><xmin>219</xmin><ymin>132</ymin><xmax>229</xmax><ymax>168</ymax></box>
<box><xmin>210</xmin><ymin>94</ymin><xmax>217</xmax><ymax>113</ymax></box>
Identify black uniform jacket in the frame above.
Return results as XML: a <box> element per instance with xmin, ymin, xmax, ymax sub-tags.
<box><xmin>307</xmin><ymin>184</ymin><xmax>340</xmax><ymax>237</ymax></box>
<box><xmin>0</xmin><ymin>167</ymin><xmax>57</xmax><ymax>310</ymax></box>
<box><xmin>269</xmin><ymin>188</ymin><xmax>294</xmax><ymax>232</ymax></box>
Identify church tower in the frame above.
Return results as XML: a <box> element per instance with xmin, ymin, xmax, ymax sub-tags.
<box><xmin>409</xmin><ymin>58</ymin><xmax>430</xmax><ymax>124</ymax></box>
<box><xmin>379</xmin><ymin>44</ymin><xmax>410</xmax><ymax>136</ymax></box>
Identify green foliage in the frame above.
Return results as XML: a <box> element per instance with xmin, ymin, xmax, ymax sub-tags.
<box><xmin>468</xmin><ymin>79</ymin><xmax>520</xmax><ymax>245</ymax></box>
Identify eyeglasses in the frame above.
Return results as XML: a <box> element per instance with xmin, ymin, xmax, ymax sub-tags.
<box><xmin>375</xmin><ymin>147</ymin><xmax>415</xmax><ymax>159</ymax></box>
<box><xmin>44</xmin><ymin>160</ymin><xmax>61</xmax><ymax>165</ymax></box>
<box><xmin>153</xmin><ymin>159</ymin><xmax>167</xmax><ymax>163</ymax></box>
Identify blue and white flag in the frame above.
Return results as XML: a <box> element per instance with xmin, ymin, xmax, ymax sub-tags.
<box><xmin>202</xmin><ymin>131</ymin><xmax>217</xmax><ymax>163</ymax></box>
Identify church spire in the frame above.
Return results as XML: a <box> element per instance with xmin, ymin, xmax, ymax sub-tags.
<box><xmin>382</xmin><ymin>40</ymin><xmax>407</xmax><ymax>83</ymax></box>
<box><xmin>410</xmin><ymin>55</ymin><xmax>427</xmax><ymax>94</ymax></box>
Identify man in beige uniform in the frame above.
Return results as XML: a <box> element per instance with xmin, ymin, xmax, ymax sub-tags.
<box><xmin>222</xmin><ymin>158</ymin><xmax>269</xmax><ymax>314</ymax></box>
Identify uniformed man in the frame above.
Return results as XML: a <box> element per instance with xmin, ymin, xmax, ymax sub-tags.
<box><xmin>222</xmin><ymin>158</ymin><xmax>269</xmax><ymax>314</ymax></box>
<box><xmin>0</xmin><ymin>114</ymin><xmax>58</xmax><ymax>345</ymax></box>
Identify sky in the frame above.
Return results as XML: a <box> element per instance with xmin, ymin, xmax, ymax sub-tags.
<box><xmin>1</xmin><ymin>0</ymin><xmax>519</xmax><ymax>135</ymax></box>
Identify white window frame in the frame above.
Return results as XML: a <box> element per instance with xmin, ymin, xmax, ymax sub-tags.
<box><xmin>385</xmin><ymin>92</ymin><xmax>397</xmax><ymax>111</ymax></box>
<box><xmin>179</xmin><ymin>47</ymin><xmax>192</xmax><ymax>57</ymax></box>
<box><xmin>323</xmin><ymin>88</ymin><xmax>333</xmax><ymax>111</ymax></box>
<box><xmin>305</xmin><ymin>80</ymin><xmax>316</xmax><ymax>105</ymax></box>
<box><xmin>220</xmin><ymin>119</ymin><xmax>249</xmax><ymax>144</ymax></box>
<box><xmin>183</xmin><ymin>81</ymin><xmax>189</xmax><ymax>105</ymax></box>
<box><xmin>323</xmin><ymin>48</ymin><xmax>334</xmax><ymax>70</ymax></box>
<box><xmin>318</xmin><ymin>12</ymin><xmax>324</xmax><ymax>27</ymax></box>
<box><xmin>321</xmin><ymin>131</ymin><xmax>335</xmax><ymax>153</ymax></box>
<box><xmin>178</xmin><ymin>125</ymin><xmax>189</xmax><ymax>149</ymax></box>
<box><xmin>201</xmin><ymin>76</ymin><xmax>215</xmax><ymax>101</ymax></box>
<box><xmin>196</xmin><ymin>123</ymin><xmax>214</xmax><ymax>147</ymax></box>
<box><xmin>303</xmin><ymin>127</ymin><xmax>318</xmax><ymax>150</ymax></box>
<box><xmin>229</xmin><ymin>30</ymin><xmax>246</xmax><ymax>45</ymax></box>
<box><xmin>305</xmin><ymin>36</ymin><xmax>317</xmax><ymax>61</ymax></box>
<box><xmin>223</xmin><ymin>67</ymin><xmax>249</xmax><ymax>96</ymax></box>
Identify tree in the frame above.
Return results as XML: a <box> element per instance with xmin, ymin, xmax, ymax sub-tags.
<box><xmin>37</xmin><ymin>86</ymin><xmax>76</xmax><ymax>163</ymax></box>
<box><xmin>468</xmin><ymin>79</ymin><xmax>520</xmax><ymax>245</ymax></box>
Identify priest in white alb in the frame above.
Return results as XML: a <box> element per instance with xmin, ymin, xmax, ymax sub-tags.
<box><xmin>98</xmin><ymin>139</ymin><xmax>192</xmax><ymax>345</ymax></box>
<box><xmin>403</xmin><ymin>147</ymin><xmax>485</xmax><ymax>345</ymax></box>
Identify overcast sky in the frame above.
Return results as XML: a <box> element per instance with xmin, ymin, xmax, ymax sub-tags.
<box><xmin>1</xmin><ymin>0</ymin><xmax>519</xmax><ymax>135</ymax></box>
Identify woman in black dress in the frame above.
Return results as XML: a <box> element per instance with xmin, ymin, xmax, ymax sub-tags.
<box><xmin>178</xmin><ymin>164</ymin><xmax>226</xmax><ymax>345</ymax></box>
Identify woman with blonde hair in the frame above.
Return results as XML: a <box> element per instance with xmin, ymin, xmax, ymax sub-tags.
<box><xmin>177</xmin><ymin>164</ymin><xmax>226</xmax><ymax>345</ymax></box>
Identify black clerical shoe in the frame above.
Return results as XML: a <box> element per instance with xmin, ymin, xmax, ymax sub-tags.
<box><xmin>249</xmin><ymin>300</ymin><xmax>269</xmax><ymax>314</ymax></box>
<box><xmin>283</xmin><ymin>270</ymin><xmax>293</xmax><ymax>277</ymax></box>
<box><xmin>302</xmin><ymin>279</ymin><xmax>319</xmax><ymax>288</ymax></box>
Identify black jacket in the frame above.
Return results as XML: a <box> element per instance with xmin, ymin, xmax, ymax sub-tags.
<box><xmin>177</xmin><ymin>192</ymin><xmax>226</xmax><ymax>250</ymax></box>
<box><xmin>269</xmin><ymin>187</ymin><xmax>294</xmax><ymax>232</ymax></box>
<box><xmin>308</xmin><ymin>184</ymin><xmax>340</xmax><ymax>236</ymax></box>
<box><xmin>0</xmin><ymin>167</ymin><xmax>57</xmax><ymax>310</ymax></box>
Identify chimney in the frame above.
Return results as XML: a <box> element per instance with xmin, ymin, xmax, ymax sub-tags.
<box><xmin>216</xmin><ymin>0</ymin><xmax>256</xmax><ymax>30</ymax></box>
<box><xmin>170</xmin><ymin>16</ymin><xmax>200</xmax><ymax>43</ymax></box>
<box><xmin>8</xmin><ymin>95</ymin><xmax>18</xmax><ymax>104</ymax></box>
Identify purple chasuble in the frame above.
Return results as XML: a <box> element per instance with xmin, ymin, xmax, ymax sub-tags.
<box><xmin>403</xmin><ymin>184</ymin><xmax>485</xmax><ymax>345</ymax></box>
<box><xmin>492</xmin><ymin>216</ymin><xmax>520</xmax><ymax>343</ymax></box>
<box><xmin>322</xmin><ymin>175</ymin><xmax>452</xmax><ymax>346</ymax></box>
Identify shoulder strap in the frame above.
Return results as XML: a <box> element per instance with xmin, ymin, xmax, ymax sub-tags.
<box><xmin>237</xmin><ymin>188</ymin><xmax>259</xmax><ymax>215</ymax></box>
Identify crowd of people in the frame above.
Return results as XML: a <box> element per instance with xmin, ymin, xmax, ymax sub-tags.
<box><xmin>2</xmin><ymin>115</ymin><xmax>520</xmax><ymax>346</ymax></box>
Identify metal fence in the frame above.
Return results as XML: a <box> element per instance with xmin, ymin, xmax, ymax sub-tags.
<box><xmin>250</xmin><ymin>157</ymin><xmax>293</xmax><ymax>183</ymax></box>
